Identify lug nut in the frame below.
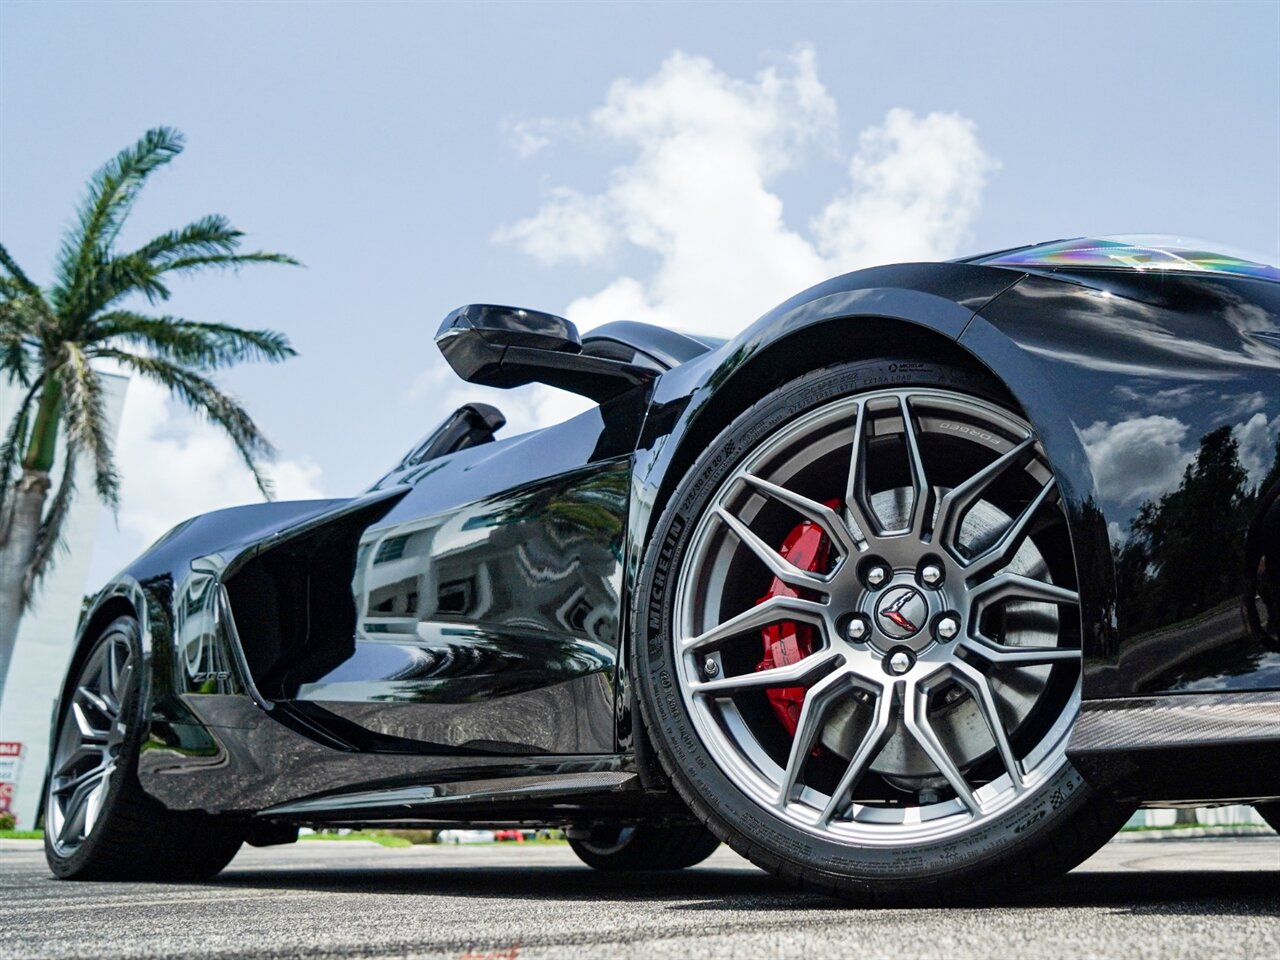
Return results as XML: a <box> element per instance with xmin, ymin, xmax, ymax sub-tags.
<box><xmin>866</xmin><ymin>565</ymin><xmax>889</xmax><ymax>588</ymax></box>
<box><xmin>845</xmin><ymin>617</ymin><xmax>868</xmax><ymax>642</ymax></box>
<box><xmin>921</xmin><ymin>564</ymin><xmax>944</xmax><ymax>587</ymax></box>
<box><xmin>703</xmin><ymin>657</ymin><xmax>719</xmax><ymax>677</ymax></box>
<box><xmin>887</xmin><ymin>651</ymin><xmax>913</xmax><ymax>675</ymax></box>
<box><xmin>936</xmin><ymin>615</ymin><xmax>960</xmax><ymax>640</ymax></box>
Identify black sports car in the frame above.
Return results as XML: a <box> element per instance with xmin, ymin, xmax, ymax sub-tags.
<box><xmin>45</xmin><ymin>235</ymin><xmax>1280</xmax><ymax>901</ymax></box>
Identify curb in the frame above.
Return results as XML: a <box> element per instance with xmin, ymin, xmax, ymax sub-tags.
<box><xmin>1113</xmin><ymin>826</ymin><xmax>1275</xmax><ymax>842</ymax></box>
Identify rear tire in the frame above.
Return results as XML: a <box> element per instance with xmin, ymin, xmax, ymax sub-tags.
<box><xmin>569</xmin><ymin>823</ymin><xmax>721</xmax><ymax>871</ymax></box>
<box><xmin>44</xmin><ymin>616</ymin><xmax>244</xmax><ymax>881</ymax></box>
<box><xmin>1256</xmin><ymin>803</ymin><xmax>1280</xmax><ymax>833</ymax></box>
<box><xmin>634</xmin><ymin>359</ymin><xmax>1134</xmax><ymax>903</ymax></box>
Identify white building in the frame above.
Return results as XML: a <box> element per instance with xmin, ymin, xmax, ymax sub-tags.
<box><xmin>0</xmin><ymin>372</ymin><xmax>127</xmax><ymax>827</ymax></box>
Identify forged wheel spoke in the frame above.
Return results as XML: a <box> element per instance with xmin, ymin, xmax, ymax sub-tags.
<box><xmin>714</xmin><ymin>507</ymin><xmax>829</xmax><ymax>591</ymax></box>
<box><xmin>969</xmin><ymin>572</ymin><xmax>1080</xmax><ymax>609</ymax></box>
<box><xmin>70</xmin><ymin>702</ymin><xmax>109</xmax><ymax>743</ymax></box>
<box><xmin>83</xmin><ymin>779</ymin><xmax>108</xmax><ymax>837</ymax></box>
<box><xmin>963</xmin><ymin>480</ymin><xmax>1057</xmax><ymax>579</ymax></box>
<box><xmin>776</xmin><ymin>671</ymin><xmax>848</xmax><ymax>807</ymax></box>
<box><xmin>76</xmin><ymin>684</ymin><xmax>115</xmax><ymax>720</ymax></box>
<box><xmin>691</xmin><ymin>651</ymin><xmax>842</xmax><ymax>696</ymax></box>
<box><xmin>933</xmin><ymin>437</ymin><xmax>1036</xmax><ymax>550</ymax></box>
<box><xmin>54</xmin><ymin>762</ymin><xmax>109</xmax><ymax>797</ymax></box>
<box><xmin>93</xmin><ymin>649</ymin><xmax>119</xmax><ymax>713</ymax></box>
<box><xmin>959</xmin><ymin>637</ymin><xmax>1080</xmax><ymax>667</ymax></box>
<box><xmin>902</xmin><ymin>682</ymin><xmax>978</xmax><ymax>812</ymax></box>
<box><xmin>952</xmin><ymin>661</ymin><xmax>1024</xmax><ymax>790</ymax></box>
<box><xmin>681</xmin><ymin>595</ymin><xmax>827</xmax><ymax>653</ymax></box>
<box><xmin>899</xmin><ymin>397</ymin><xmax>934</xmax><ymax>538</ymax></box>
<box><xmin>59</xmin><ymin>776</ymin><xmax>101</xmax><ymax>845</ymax></box>
<box><xmin>110</xmin><ymin>655</ymin><xmax>133</xmax><ymax>708</ymax></box>
<box><xmin>818</xmin><ymin>682</ymin><xmax>894</xmax><ymax>825</ymax></box>
<box><xmin>843</xmin><ymin>400</ymin><xmax>880</xmax><ymax>546</ymax></box>
<box><xmin>53</xmin><ymin>744</ymin><xmax>104</xmax><ymax>781</ymax></box>
<box><xmin>741</xmin><ymin>473</ymin><xmax>859</xmax><ymax>556</ymax></box>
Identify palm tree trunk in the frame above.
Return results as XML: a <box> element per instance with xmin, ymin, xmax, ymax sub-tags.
<box><xmin>0</xmin><ymin>469</ymin><xmax>50</xmax><ymax>706</ymax></box>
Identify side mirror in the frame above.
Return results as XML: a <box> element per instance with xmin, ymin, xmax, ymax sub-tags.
<box><xmin>436</xmin><ymin>304</ymin><xmax>656</xmax><ymax>403</ymax></box>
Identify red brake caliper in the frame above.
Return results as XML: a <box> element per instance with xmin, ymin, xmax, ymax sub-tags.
<box><xmin>754</xmin><ymin>500</ymin><xmax>841</xmax><ymax>737</ymax></box>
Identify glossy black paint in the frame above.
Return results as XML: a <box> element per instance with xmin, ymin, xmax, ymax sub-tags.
<box><xmin>968</xmin><ymin>270</ymin><xmax>1280</xmax><ymax>697</ymax></box>
<box><xmin>437</xmin><ymin>303</ymin><xmax>657</xmax><ymax>402</ymax></box>
<box><xmin>60</xmin><ymin>254</ymin><xmax>1280</xmax><ymax>822</ymax></box>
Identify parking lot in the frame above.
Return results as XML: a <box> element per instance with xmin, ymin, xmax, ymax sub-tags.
<box><xmin>1</xmin><ymin>836</ymin><xmax>1277</xmax><ymax>959</ymax></box>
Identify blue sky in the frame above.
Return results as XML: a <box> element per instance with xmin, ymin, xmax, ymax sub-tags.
<box><xmin>1</xmin><ymin>0</ymin><xmax>1277</xmax><ymax>589</ymax></box>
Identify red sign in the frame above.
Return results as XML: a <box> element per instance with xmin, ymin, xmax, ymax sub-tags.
<box><xmin>0</xmin><ymin>742</ymin><xmax>24</xmax><ymax>815</ymax></box>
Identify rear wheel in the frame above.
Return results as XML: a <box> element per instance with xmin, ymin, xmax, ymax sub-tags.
<box><xmin>569</xmin><ymin>823</ymin><xmax>720</xmax><ymax>871</ymax></box>
<box><xmin>635</xmin><ymin>359</ymin><xmax>1133</xmax><ymax>902</ymax></box>
<box><xmin>1256</xmin><ymin>803</ymin><xmax>1280</xmax><ymax>833</ymax></box>
<box><xmin>44</xmin><ymin>616</ymin><xmax>244</xmax><ymax>881</ymax></box>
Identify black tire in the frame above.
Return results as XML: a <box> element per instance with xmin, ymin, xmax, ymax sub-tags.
<box><xmin>569</xmin><ymin>823</ymin><xmax>721</xmax><ymax>871</ymax></box>
<box><xmin>633</xmin><ymin>358</ymin><xmax>1134</xmax><ymax>903</ymax></box>
<box><xmin>1256</xmin><ymin>803</ymin><xmax>1280</xmax><ymax>833</ymax></box>
<box><xmin>44</xmin><ymin>616</ymin><xmax>244</xmax><ymax>881</ymax></box>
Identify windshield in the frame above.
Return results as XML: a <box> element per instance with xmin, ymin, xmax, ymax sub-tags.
<box><xmin>979</xmin><ymin>235</ymin><xmax>1280</xmax><ymax>282</ymax></box>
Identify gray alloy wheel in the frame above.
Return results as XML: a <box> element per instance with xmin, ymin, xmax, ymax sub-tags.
<box><xmin>44</xmin><ymin>616</ymin><xmax>244</xmax><ymax>881</ymax></box>
<box><xmin>45</xmin><ymin>625</ymin><xmax>135</xmax><ymax>858</ymax></box>
<box><xmin>635</xmin><ymin>360</ymin><xmax>1133</xmax><ymax>902</ymax></box>
<box><xmin>674</xmin><ymin>387</ymin><xmax>1080</xmax><ymax>845</ymax></box>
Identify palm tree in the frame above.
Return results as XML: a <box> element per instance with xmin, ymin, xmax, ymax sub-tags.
<box><xmin>0</xmin><ymin>127</ymin><xmax>298</xmax><ymax>703</ymax></box>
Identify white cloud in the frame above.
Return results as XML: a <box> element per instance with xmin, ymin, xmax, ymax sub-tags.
<box><xmin>113</xmin><ymin>376</ymin><xmax>324</xmax><ymax>549</ymax></box>
<box><xmin>1080</xmin><ymin>415</ymin><xmax>1192</xmax><ymax>504</ymax></box>
<box><xmin>492</xmin><ymin>188</ymin><xmax>616</xmax><ymax>266</ymax></box>
<box><xmin>493</xmin><ymin>47</ymin><xmax>996</xmax><ymax>345</ymax></box>
<box><xmin>428</xmin><ymin>48</ymin><xmax>997</xmax><ymax>439</ymax></box>
<box><xmin>1234</xmin><ymin>411</ymin><xmax>1280</xmax><ymax>489</ymax></box>
<box><xmin>501</xmin><ymin>116</ymin><xmax>586</xmax><ymax>158</ymax></box>
<box><xmin>503</xmin><ymin>119</ymin><xmax>551</xmax><ymax>158</ymax></box>
<box><xmin>813</xmin><ymin>108</ymin><xmax>996</xmax><ymax>269</ymax></box>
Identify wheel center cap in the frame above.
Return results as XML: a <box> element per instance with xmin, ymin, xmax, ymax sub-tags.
<box><xmin>874</xmin><ymin>585</ymin><xmax>928</xmax><ymax>641</ymax></box>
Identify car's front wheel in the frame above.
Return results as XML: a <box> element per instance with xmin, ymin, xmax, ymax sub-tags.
<box><xmin>635</xmin><ymin>359</ymin><xmax>1133</xmax><ymax>902</ymax></box>
<box><xmin>44</xmin><ymin>616</ymin><xmax>244</xmax><ymax>881</ymax></box>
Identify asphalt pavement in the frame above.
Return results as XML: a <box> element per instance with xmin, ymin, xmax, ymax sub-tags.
<box><xmin>1</xmin><ymin>836</ymin><xmax>1277</xmax><ymax>959</ymax></box>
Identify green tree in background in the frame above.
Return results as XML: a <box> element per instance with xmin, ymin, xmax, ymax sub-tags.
<box><xmin>1116</xmin><ymin>425</ymin><xmax>1276</xmax><ymax>636</ymax></box>
<box><xmin>0</xmin><ymin>127</ymin><xmax>298</xmax><ymax>703</ymax></box>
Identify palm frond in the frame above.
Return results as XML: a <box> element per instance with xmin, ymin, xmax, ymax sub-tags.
<box><xmin>91</xmin><ymin>311</ymin><xmax>295</xmax><ymax>368</ymax></box>
<box><xmin>0</xmin><ymin>305</ymin><xmax>34</xmax><ymax>386</ymax></box>
<box><xmin>0</xmin><ymin>375</ymin><xmax>41</xmax><ymax>529</ymax></box>
<box><xmin>129</xmin><ymin>214</ymin><xmax>242</xmax><ymax>264</ymax></box>
<box><xmin>21</xmin><ymin>439</ymin><xmax>77</xmax><ymax>604</ymax></box>
<box><xmin>95</xmin><ymin>349</ymin><xmax>275</xmax><ymax>497</ymax></box>
<box><xmin>52</xmin><ymin>127</ymin><xmax>184</xmax><ymax>310</ymax></box>
<box><xmin>56</xmin><ymin>344</ymin><xmax>119</xmax><ymax>506</ymax></box>
<box><xmin>158</xmin><ymin>251</ymin><xmax>301</xmax><ymax>277</ymax></box>
<box><xmin>0</xmin><ymin>242</ymin><xmax>43</xmax><ymax>299</ymax></box>
<box><xmin>91</xmin><ymin>254</ymin><xmax>172</xmax><ymax>309</ymax></box>
<box><xmin>1</xmin><ymin>286</ymin><xmax>54</xmax><ymax>386</ymax></box>
<box><xmin>96</xmin><ymin>248</ymin><xmax>299</xmax><ymax>309</ymax></box>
